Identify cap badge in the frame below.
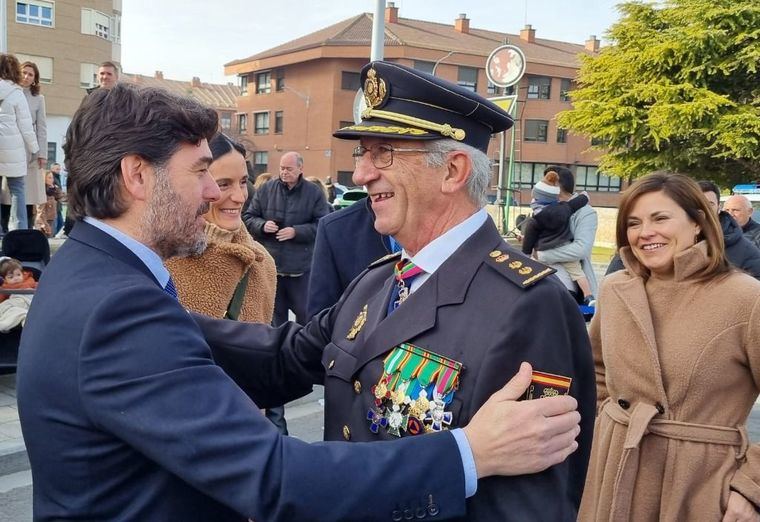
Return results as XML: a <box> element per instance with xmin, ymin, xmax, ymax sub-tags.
<box><xmin>363</xmin><ymin>67</ymin><xmax>388</xmax><ymax>109</ymax></box>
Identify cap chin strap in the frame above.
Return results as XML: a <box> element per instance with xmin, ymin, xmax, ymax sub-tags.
<box><xmin>361</xmin><ymin>108</ymin><xmax>466</xmax><ymax>141</ymax></box>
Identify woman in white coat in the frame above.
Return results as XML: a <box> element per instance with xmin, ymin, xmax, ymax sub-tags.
<box><xmin>0</xmin><ymin>54</ymin><xmax>39</xmax><ymax>231</ymax></box>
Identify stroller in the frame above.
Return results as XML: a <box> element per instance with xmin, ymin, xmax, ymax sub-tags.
<box><xmin>0</xmin><ymin>229</ymin><xmax>50</xmax><ymax>374</ymax></box>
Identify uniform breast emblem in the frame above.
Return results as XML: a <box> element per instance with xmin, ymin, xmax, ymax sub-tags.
<box><xmin>346</xmin><ymin>305</ymin><xmax>368</xmax><ymax>340</ymax></box>
<box><xmin>523</xmin><ymin>370</ymin><xmax>572</xmax><ymax>400</ymax></box>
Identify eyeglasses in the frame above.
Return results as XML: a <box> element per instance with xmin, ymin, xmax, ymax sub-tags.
<box><xmin>352</xmin><ymin>144</ymin><xmax>429</xmax><ymax>169</ymax></box>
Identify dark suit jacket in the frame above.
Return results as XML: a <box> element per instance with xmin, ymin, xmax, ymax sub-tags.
<box><xmin>196</xmin><ymin>219</ymin><xmax>596</xmax><ymax>522</ymax></box>
<box><xmin>307</xmin><ymin>198</ymin><xmax>392</xmax><ymax>318</ymax></box>
<box><xmin>16</xmin><ymin>221</ymin><xmax>467</xmax><ymax>521</ymax></box>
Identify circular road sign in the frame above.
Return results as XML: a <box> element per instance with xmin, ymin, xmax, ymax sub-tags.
<box><xmin>486</xmin><ymin>45</ymin><xmax>526</xmax><ymax>88</ymax></box>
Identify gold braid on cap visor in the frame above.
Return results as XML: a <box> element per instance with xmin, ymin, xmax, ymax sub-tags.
<box><xmin>361</xmin><ymin>108</ymin><xmax>466</xmax><ymax>141</ymax></box>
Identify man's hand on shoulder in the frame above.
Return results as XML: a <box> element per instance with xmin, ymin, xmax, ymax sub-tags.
<box><xmin>462</xmin><ymin>362</ymin><xmax>580</xmax><ymax>478</ymax></box>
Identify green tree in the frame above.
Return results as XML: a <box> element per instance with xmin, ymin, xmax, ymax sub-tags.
<box><xmin>558</xmin><ymin>0</ymin><xmax>760</xmax><ymax>185</ymax></box>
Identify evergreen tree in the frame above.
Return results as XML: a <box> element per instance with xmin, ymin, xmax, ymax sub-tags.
<box><xmin>558</xmin><ymin>0</ymin><xmax>760</xmax><ymax>185</ymax></box>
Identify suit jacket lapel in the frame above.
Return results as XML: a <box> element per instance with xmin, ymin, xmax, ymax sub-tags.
<box><xmin>69</xmin><ymin>220</ymin><xmax>160</xmax><ymax>285</ymax></box>
<box><xmin>352</xmin><ymin>220</ymin><xmax>502</xmax><ymax>373</ymax></box>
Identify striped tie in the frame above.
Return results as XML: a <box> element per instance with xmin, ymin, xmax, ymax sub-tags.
<box><xmin>387</xmin><ymin>259</ymin><xmax>424</xmax><ymax>315</ymax></box>
<box><xmin>164</xmin><ymin>276</ymin><xmax>178</xmax><ymax>300</ymax></box>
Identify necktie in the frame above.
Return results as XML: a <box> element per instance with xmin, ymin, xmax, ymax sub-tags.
<box><xmin>387</xmin><ymin>259</ymin><xmax>424</xmax><ymax>315</ymax></box>
<box><xmin>164</xmin><ymin>276</ymin><xmax>178</xmax><ymax>300</ymax></box>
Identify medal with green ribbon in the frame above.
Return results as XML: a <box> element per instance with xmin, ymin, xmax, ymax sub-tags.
<box><xmin>366</xmin><ymin>343</ymin><xmax>463</xmax><ymax>437</ymax></box>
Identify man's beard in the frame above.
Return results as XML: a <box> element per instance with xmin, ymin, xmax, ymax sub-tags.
<box><xmin>140</xmin><ymin>168</ymin><xmax>209</xmax><ymax>259</ymax></box>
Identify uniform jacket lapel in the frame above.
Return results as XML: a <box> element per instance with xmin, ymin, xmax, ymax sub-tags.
<box><xmin>352</xmin><ymin>220</ymin><xmax>501</xmax><ymax>373</ymax></box>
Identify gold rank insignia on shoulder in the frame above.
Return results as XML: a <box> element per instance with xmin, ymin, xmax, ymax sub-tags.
<box><xmin>368</xmin><ymin>251</ymin><xmax>402</xmax><ymax>269</ymax></box>
<box><xmin>485</xmin><ymin>246</ymin><xmax>555</xmax><ymax>288</ymax></box>
<box><xmin>346</xmin><ymin>305</ymin><xmax>368</xmax><ymax>340</ymax></box>
<box><xmin>523</xmin><ymin>370</ymin><xmax>572</xmax><ymax>400</ymax></box>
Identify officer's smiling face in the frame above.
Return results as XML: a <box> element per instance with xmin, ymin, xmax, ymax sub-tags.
<box><xmin>353</xmin><ymin>137</ymin><xmax>446</xmax><ymax>254</ymax></box>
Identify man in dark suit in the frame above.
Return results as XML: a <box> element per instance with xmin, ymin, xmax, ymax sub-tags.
<box><xmin>16</xmin><ymin>82</ymin><xmax>583</xmax><ymax>520</ymax></box>
<box><xmin>196</xmin><ymin>61</ymin><xmax>596</xmax><ymax>521</ymax></box>
<box><xmin>307</xmin><ymin>197</ymin><xmax>394</xmax><ymax>318</ymax></box>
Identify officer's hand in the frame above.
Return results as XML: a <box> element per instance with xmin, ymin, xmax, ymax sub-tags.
<box><xmin>462</xmin><ymin>362</ymin><xmax>580</xmax><ymax>478</ymax></box>
<box><xmin>263</xmin><ymin>220</ymin><xmax>279</xmax><ymax>233</ymax></box>
<box><xmin>276</xmin><ymin>226</ymin><xmax>296</xmax><ymax>241</ymax></box>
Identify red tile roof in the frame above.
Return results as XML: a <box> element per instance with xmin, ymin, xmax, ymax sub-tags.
<box><xmin>120</xmin><ymin>73</ymin><xmax>240</xmax><ymax>110</ymax></box>
<box><xmin>226</xmin><ymin>13</ymin><xmax>590</xmax><ymax>69</ymax></box>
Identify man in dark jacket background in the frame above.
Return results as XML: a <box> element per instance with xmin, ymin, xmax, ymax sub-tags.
<box><xmin>724</xmin><ymin>194</ymin><xmax>760</xmax><ymax>250</ymax></box>
<box><xmin>243</xmin><ymin>150</ymin><xmax>331</xmax><ymax>432</ymax></box>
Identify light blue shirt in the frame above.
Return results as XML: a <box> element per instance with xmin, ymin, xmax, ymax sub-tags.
<box><xmin>399</xmin><ymin>208</ymin><xmax>488</xmax><ymax>498</ymax></box>
<box><xmin>83</xmin><ymin>217</ymin><xmax>170</xmax><ymax>288</ymax></box>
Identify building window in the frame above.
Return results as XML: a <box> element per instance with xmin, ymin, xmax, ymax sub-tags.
<box><xmin>457</xmin><ymin>66</ymin><xmax>477</xmax><ymax>92</ymax></box>
<box><xmin>46</xmin><ymin>142</ymin><xmax>56</xmax><ymax>166</ymax></box>
<box><xmin>341</xmin><ymin>71</ymin><xmax>361</xmax><ymax>91</ymax></box>
<box><xmin>79</xmin><ymin>63</ymin><xmax>98</xmax><ymax>88</ymax></box>
<box><xmin>16</xmin><ymin>53</ymin><xmax>53</xmax><ymax>83</ymax></box>
<box><xmin>81</xmin><ymin>8</ymin><xmax>114</xmax><ymax>40</ymax></box>
<box><xmin>256</xmin><ymin>71</ymin><xmax>271</xmax><ymax>94</ymax></box>
<box><xmin>487</xmin><ymin>81</ymin><xmax>498</xmax><ymax>95</ymax></box>
<box><xmin>556</xmin><ymin>128</ymin><xmax>567</xmax><ymax>143</ymax></box>
<box><xmin>413</xmin><ymin>60</ymin><xmax>435</xmax><ymax>74</ymax></box>
<box><xmin>524</xmin><ymin>120</ymin><xmax>549</xmax><ymax>142</ymax></box>
<box><xmin>254</xmin><ymin>112</ymin><xmax>270</xmax><ymax>134</ymax></box>
<box><xmin>527</xmin><ymin>76</ymin><xmax>551</xmax><ymax>100</ymax></box>
<box><xmin>559</xmin><ymin>78</ymin><xmax>572</xmax><ymax>102</ymax></box>
<box><xmin>237</xmin><ymin>114</ymin><xmax>248</xmax><ymax>133</ymax></box>
<box><xmin>275</xmin><ymin>69</ymin><xmax>285</xmax><ymax>92</ymax></box>
<box><xmin>239</xmin><ymin>75</ymin><xmax>249</xmax><ymax>95</ymax></box>
<box><xmin>253</xmin><ymin>152</ymin><xmax>269</xmax><ymax>175</ymax></box>
<box><xmin>16</xmin><ymin>0</ymin><xmax>54</xmax><ymax>27</ymax></box>
<box><xmin>274</xmin><ymin>111</ymin><xmax>283</xmax><ymax>134</ymax></box>
<box><xmin>575</xmin><ymin>166</ymin><xmax>622</xmax><ymax>192</ymax></box>
<box><xmin>220</xmin><ymin>112</ymin><xmax>232</xmax><ymax>131</ymax></box>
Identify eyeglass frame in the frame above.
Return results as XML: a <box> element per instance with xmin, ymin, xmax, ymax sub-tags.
<box><xmin>352</xmin><ymin>144</ymin><xmax>430</xmax><ymax>169</ymax></box>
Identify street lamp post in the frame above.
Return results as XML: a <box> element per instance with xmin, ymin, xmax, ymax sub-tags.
<box><xmin>432</xmin><ymin>51</ymin><xmax>455</xmax><ymax>76</ymax></box>
<box><xmin>283</xmin><ymin>84</ymin><xmax>311</xmax><ymax>148</ymax></box>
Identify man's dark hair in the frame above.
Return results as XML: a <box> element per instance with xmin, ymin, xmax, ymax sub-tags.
<box><xmin>64</xmin><ymin>84</ymin><xmax>218</xmax><ymax>220</ymax></box>
<box><xmin>697</xmin><ymin>180</ymin><xmax>720</xmax><ymax>202</ymax></box>
<box><xmin>545</xmin><ymin>165</ymin><xmax>575</xmax><ymax>194</ymax></box>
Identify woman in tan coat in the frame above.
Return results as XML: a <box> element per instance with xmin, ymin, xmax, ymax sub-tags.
<box><xmin>579</xmin><ymin>173</ymin><xmax>760</xmax><ymax>522</ymax></box>
<box><xmin>166</xmin><ymin>133</ymin><xmax>276</xmax><ymax>323</ymax></box>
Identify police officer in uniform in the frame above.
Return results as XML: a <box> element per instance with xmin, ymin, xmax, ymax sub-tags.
<box><xmin>196</xmin><ymin>61</ymin><xmax>595</xmax><ymax>521</ymax></box>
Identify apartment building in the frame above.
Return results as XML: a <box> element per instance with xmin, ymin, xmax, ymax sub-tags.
<box><xmin>120</xmin><ymin>71</ymin><xmax>240</xmax><ymax>136</ymax></box>
<box><xmin>225</xmin><ymin>3</ymin><xmax>625</xmax><ymax>206</ymax></box>
<box><xmin>4</xmin><ymin>0</ymin><xmax>122</xmax><ymax>165</ymax></box>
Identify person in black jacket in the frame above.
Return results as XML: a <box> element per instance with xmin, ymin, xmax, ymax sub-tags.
<box><xmin>306</xmin><ymin>197</ymin><xmax>394</xmax><ymax>318</ymax></box>
<box><xmin>607</xmin><ymin>181</ymin><xmax>760</xmax><ymax>279</ymax></box>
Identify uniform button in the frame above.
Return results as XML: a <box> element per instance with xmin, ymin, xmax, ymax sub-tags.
<box><xmin>427</xmin><ymin>503</ymin><xmax>440</xmax><ymax>517</ymax></box>
<box><xmin>415</xmin><ymin>506</ymin><xmax>427</xmax><ymax>518</ymax></box>
<box><xmin>342</xmin><ymin>425</ymin><xmax>351</xmax><ymax>440</ymax></box>
<box><xmin>392</xmin><ymin>509</ymin><xmax>402</xmax><ymax>522</ymax></box>
<box><xmin>328</xmin><ymin>359</ymin><xmax>335</xmax><ymax>370</ymax></box>
<box><xmin>656</xmin><ymin>403</ymin><xmax>665</xmax><ymax>415</ymax></box>
<box><xmin>353</xmin><ymin>380</ymin><xmax>362</xmax><ymax>394</ymax></box>
<box><xmin>618</xmin><ymin>399</ymin><xmax>630</xmax><ymax>410</ymax></box>
<box><xmin>403</xmin><ymin>508</ymin><xmax>414</xmax><ymax>519</ymax></box>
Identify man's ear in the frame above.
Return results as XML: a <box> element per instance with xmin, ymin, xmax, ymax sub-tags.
<box><xmin>120</xmin><ymin>155</ymin><xmax>151</xmax><ymax>202</ymax></box>
<box><xmin>441</xmin><ymin>151</ymin><xmax>471</xmax><ymax>195</ymax></box>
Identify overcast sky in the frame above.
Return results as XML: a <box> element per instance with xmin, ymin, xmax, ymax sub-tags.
<box><xmin>121</xmin><ymin>0</ymin><xmax>622</xmax><ymax>83</ymax></box>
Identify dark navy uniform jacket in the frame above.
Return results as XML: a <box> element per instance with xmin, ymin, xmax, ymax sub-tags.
<box><xmin>17</xmin><ymin>221</ymin><xmax>468</xmax><ymax>522</ymax></box>
<box><xmin>197</xmin><ymin>218</ymin><xmax>596</xmax><ymax>522</ymax></box>
<box><xmin>307</xmin><ymin>198</ymin><xmax>392</xmax><ymax>318</ymax></box>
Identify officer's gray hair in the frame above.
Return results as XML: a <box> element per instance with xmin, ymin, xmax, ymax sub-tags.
<box><xmin>424</xmin><ymin>139</ymin><xmax>492</xmax><ymax>207</ymax></box>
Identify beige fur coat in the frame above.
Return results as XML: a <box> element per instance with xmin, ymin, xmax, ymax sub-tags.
<box><xmin>579</xmin><ymin>242</ymin><xmax>760</xmax><ymax>521</ymax></box>
<box><xmin>166</xmin><ymin>222</ymin><xmax>276</xmax><ymax>324</ymax></box>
